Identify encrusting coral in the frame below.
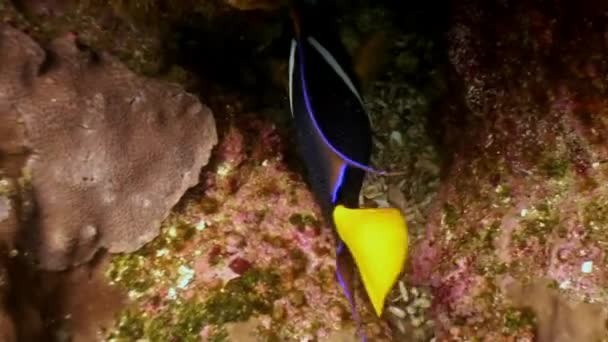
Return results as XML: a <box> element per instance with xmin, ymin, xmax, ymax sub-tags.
<box><xmin>0</xmin><ymin>24</ymin><xmax>217</xmax><ymax>270</ymax></box>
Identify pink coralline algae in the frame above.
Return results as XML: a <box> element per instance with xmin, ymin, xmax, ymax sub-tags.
<box><xmin>408</xmin><ymin>0</ymin><xmax>608</xmax><ymax>339</ymax></box>
<box><xmin>104</xmin><ymin>112</ymin><xmax>393</xmax><ymax>341</ymax></box>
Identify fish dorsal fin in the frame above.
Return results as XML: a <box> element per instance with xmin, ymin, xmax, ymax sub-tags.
<box><xmin>306</xmin><ymin>37</ymin><xmax>365</xmax><ymax>106</ymax></box>
<box><xmin>289</xmin><ymin>37</ymin><xmax>364</xmax><ymax>115</ymax></box>
<box><xmin>288</xmin><ymin>39</ymin><xmax>297</xmax><ymax>115</ymax></box>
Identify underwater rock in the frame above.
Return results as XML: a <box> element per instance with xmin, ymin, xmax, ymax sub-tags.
<box><xmin>0</xmin><ymin>184</ymin><xmax>18</xmax><ymax>251</ymax></box>
<box><xmin>409</xmin><ymin>0</ymin><xmax>608</xmax><ymax>339</ymax></box>
<box><xmin>0</xmin><ymin>313</ymin><xmax>16</xmax><ymax>342</ymax></box>
<box><xmin>49</xmin><ymin>256</ymin><xmax>127</xmax><ymax>342</ymax></box>
<box><xmin>506</xmin><ymin>279</ymin><xmax>607</xmax><ymax>342</ymax></box>
<box><xmin>0</xmin><ymin>257</ymin><xmax>16</xmax><ymax>342</ymax></box>
<box><xmin>0</xmin><ymin>252</ymin><xmax>124</xmax><ymax>342</ymax></box>
<box><xmin>0</xmin><ymin>102</ymin><xmax>28</xmax><ymax>179</ymax></box>
<box><xmin>0</xmin><ymin>25</ymin><xmax>217</xmax><ymax>270</ymax></box>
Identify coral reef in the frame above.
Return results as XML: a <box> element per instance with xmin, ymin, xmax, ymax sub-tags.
<box><xmin>408</xmin><ymin>0</ymin><xmax>608</xmax><ymax>340</ymax></box>
<box><xmin>507</xmin><ymin>280</ymin><xmax>607</xmax><ymax>342</ymax></box>
<box><xmin>5</xmin><ymin>0</ymin><xmax>608</xmax><ymax>340</ymax></box>
<box><xmin>0</xmin><ymin>23</ymin><xmax>217</xmax><ymax>270</ymax></box>
<box><xmin>90</xmin><ymin>1</ymin><xmax>446</xmax><ymax>339</ymax></box>
<box><xmin>0</xmin><ymin>252</ymin><xmax>126</xmax><ymax>341</ymax></box>
<box><xmin>1</xmin><ymin>0</ymin><xmax>446</xmax><ymax>340</ymax></box>
<box><xmin>103</xmin><ymin>112</ymin><xmax>393</xmax><ymax>341</ymax></box>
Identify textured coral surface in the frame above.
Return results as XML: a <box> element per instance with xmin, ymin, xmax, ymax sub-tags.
<box><xmin>0</xmin><ymin>25</ymin><xmax>217</xmax><ymax>270</ymax></box>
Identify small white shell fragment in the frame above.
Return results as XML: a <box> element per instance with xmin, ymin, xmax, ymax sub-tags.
<box><xmin>168</xmin><ymin>226</ymin><xmax>178</xmax><ymax>237</ymax></box>
<box><xmin>397</xmin><ymin>320</ymin><xmax>406</xmax><ymax>333</ymax></box>
<box><xmin>217</xmin><ymin>162</ymin><xmax>232</xmax><ymax>176</ymax></box>
<box><xmin>177</xmin><ymin>265</ymin><xmax>195</xmax><ymax>289</ymax></box>
<box><xmin>128</xmin><ymin>290</ymin><xmax>142</xmax><ymax>299</ymax></box>
<box><xmin>399</xmin><ymin>281</ymin><xmax>409</xmax><ymax>302</ymax></box>
<box><xmin>196</xmin><ymin>219</ymin><xmax>207</xmax><ymax>231</ymax></box>
<box><xmin>581</xmin><ymin>261</ymin><xmax>593</xmax><ymax>273</ymax></box>
<box><xmin>373</xmin><ymin>198</ymin><xmax>390</xmax><ymax>208</ymax></box>
<box><xmin>406</xmin><ymin>306</ymin><xmax>416</xmax><ymax>315</ymax></box>
<box><xmin>390</xmin><ymin>131</ymin><xmax>403</xmax><ymax>146</ymax></box>
<box><xmin>166</xmin><ymin>288</ymin><xmax>177</xmax><ymax>300</ymax></box>
<box><xmin>388</xmin><ymin>306</ymin><xmax>406</xmax><ymax>318</ymax></box>
<box><xmin>414</xmin><ymin>297</ymin><xmax>431</xmax><ymax>309</ymax></box>
<box><xmin>411</xmin><ymin>317</ymin><xmax>423</xmax><ymax>327</ymax></box>
<box><xmin>362</xmin><ymin>183</ymin><xmax>383</xmax><ymax>199</ymax></box>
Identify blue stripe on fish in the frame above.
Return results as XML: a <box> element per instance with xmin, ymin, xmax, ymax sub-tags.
<box><xmin>336</xmin><ymin>241</ymin><xmax>368</xmax><ymax>342</ymax></box>
<box><xmin>331</xmin><ymin>163</ymin><xmax>347</xmax><ymax>204</ymax></box>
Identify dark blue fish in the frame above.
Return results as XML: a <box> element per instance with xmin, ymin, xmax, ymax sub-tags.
<box><xmin>287</xmin><ymin>0</ymin><xmax>409</xmax><ymax>339</ymax></box>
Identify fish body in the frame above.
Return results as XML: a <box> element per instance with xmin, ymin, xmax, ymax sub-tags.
<box><xmin>287</xmin><ymin>0</ymin><xmax>409</xmax><ymax>322</ymax></box>
<box><xmin>288</xmin><ymin>26</ymin><xmax>370</xmax><ymax>216</ymax></box>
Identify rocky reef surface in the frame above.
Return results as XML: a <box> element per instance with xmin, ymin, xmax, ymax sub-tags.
<box><xmin>408</xmin><ymin>0</ymin><xmax>608</xmax><ymax>340</ymax></box>
<box><xmin>2</xmin><ymin>0</ymin><xmax>608</xmax><ymax>341</ymax></box>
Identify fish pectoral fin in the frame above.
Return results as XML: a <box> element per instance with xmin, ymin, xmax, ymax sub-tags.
<box><xmin>333</xmin><ymin>205</ymin><xmax>408</xmax><ymax>317</ymax></box>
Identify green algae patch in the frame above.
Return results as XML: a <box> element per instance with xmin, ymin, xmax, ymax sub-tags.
<box><xmin>501</xmin><ymin>307</ymin><xmax>536</xmax><ymax>335</ymax></box>
<box><xmin>288</xmin><ymin>212</ymin><xmax>321</xmax><ymax>231</ymax></box>
<box><xmin>540</xmin><ymin>155</ymin><xmax>569</xmax><ymax>179</ymax></box>
<box><xmin>513</xmin><ymin>203</ymin><xmax>560</xmax><ymax>247</ymax></box>
<box><xmin>468</xmin><ymin>221</ymin><xmax>500</xmax><ymax>251</ymax></box>
<box><xmin>106</xmin><ymin>217</ymin><xmax>201</xmax><ymax>300</ymax></box>
<box><xmin>495</xmin><ymin>183</ymin><xmax>513</xmax><ymax>202</ymax></box>
<box><xmin>205</xmin><ymin>268</ymin><xmax>281</xmax><ymax>324</ymax></box>
<box><xmin>150</xmin><ymin>219</ymin><xmax>198</xmax><ymax>252</ymax></box>
<box><xmin>107</xmin><ymin>254</ymin><xmax>156</xmax><ymax>294</ymax></box>
<box><xmin>442</xmin><ymin>203</ymin><xmax>460</xmax><ymax>229</ymax></box>
<box><xmin>0</xmin><ymin>178</ymin><xmax>17</xmax><ymax>197</ymax></box>
<box><xmin>475</xmin><ymin>256</ymin><xmax>508</xmax><ymax>276</ymax></box>
<box><xmin>106</xmin><ymin>268</ymin><xmax>280</xmax><ymax>341</ymax></box>
<box><xmin>102</xmin><ymin>180</ymin><xmax>330</xmax><ymax>341</ymax></box>
<box><xmin>108</xmin><ymin>308</ymin><xmax>146</xmax><ymax>340</ymax></box>
<box><xmin>582</xmin><ymin>197</ymin><xmax>608</xmax><ymax>264</ymax></box>
<box><xmin>107</xmin><ymin>301</ymin><xmax>226</xmax><ymax>342</ymax></box>
<box><xmin>583</xmin><ymin>197</ymin><xmax>608</xmax><ymax>242</ymax></box>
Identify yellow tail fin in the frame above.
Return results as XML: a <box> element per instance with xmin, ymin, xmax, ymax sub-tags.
<box><xmin>333</xmin><ymin>205</ymin><xmax>408</xmax><ymax>316</ymax></box>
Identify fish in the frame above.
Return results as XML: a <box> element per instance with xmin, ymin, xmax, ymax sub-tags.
<box><xmin>287</xmin><ymin>0</ymin><xmax>409</xmax><ymax>332</ymax></box>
